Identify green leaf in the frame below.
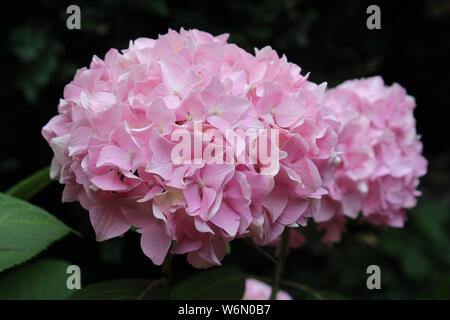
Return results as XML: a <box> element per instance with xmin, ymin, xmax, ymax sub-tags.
<box><xmin>379</xmin><ymin>229</ymin><xmax>410</xmax><ymax>258</ymax></box>
<box><xmin>0</xmin><ymin>193</ymin><xmax>71</xmax><ymax>272</ymax></box>
<box><xmin>401</xmin><ymin>246</ymin><xmax>432</xmax><ymax>281</ymax></box>
<box><xmin>9</xmin><ymin>26</ymin><xmax>46</xmax><ymax>63</ymax></box>
<box><xmin>147</xmin><ymin>0</ymin><xmax>170</xmax><ymax>17</ymax></box>
<box><xmin>0</xmin><ymin>259</ymin><xmax>73</xmax><ymax>299</ymax></box>
<box><xmin>69</xmin><ymin>279</ymin><xmax>169</xmax><ymax>300</ymax></box>
<box><xmin>170</xmin><ymin>267</ymin><xmax>246</xmax><ymax>300</ymax></box>
<box><xmin>306</xmin><ymin>289</ymin><xmax>346</xmax><ymax>300</ymax></box>
<box><xmin>6</xmin><ymin>166</ymin><xmax>52</xmax><ymax>201</ymax></box>
<box><xmin>411</xmin><ymin>197</ymin><xmax>449</xmax><ymax>244</ymax></box>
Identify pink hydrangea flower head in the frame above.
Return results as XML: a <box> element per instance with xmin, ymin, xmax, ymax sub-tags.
<box><xmin>315</xmin><ymin>76</ymin><xmax>427</xmax><ymax>243</ymax></box>
<box><xmin>41</xmin><ymin>28</ymin><xmax>340</xmax><ymax>267</ymax></box>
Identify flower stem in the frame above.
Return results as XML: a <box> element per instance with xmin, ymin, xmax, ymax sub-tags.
<box><xmin>243</xmin><ymin>238</ymin><xmax>277</xmax><ymax>265</ymax></box>
<box><xmin>270</xmin><ymin>228</ymin><xmax>290</xmax><ymax>300</ymax></box>
<box><xmin>162</xmin><ymin>252</ymin><xmax>173</xmax><ymax>286</ymax></box>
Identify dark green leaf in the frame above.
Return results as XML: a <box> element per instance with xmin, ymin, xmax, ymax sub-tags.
<box><xmin>379</xmin><ymin>229</ymin><xmax>410</xmax><ymax>258</ymax></box>
<box><xmin>69</xmin><ymin>279</ymin><xmax>169</xmax><ymax>300</ymax></box>
<box><xmin>0</xmin><ymin>193</ymin><xmax>71</xmax><ymax>272</ymax></box>
<box><xmin>306</xmin><ymin>289</ymin><xmax>346</xmax><ymax>300</ymax></box>
<box><xmin>411</xmin><ymin>197</ymin><xmax>449</xmax><ymax>244</ymax></box>
<box><xmin>170</xmin><ymin>267</ymin><xmax>246</xmax><ymax>300</ymax></box>
<box><xmin>6</xmin><ymin>166</ymin><xmax>52</xmax><ymax>201</ymax></box>
<box><xmin>9</xmin><ymin>27</ymin><xmax>46</xmax><ymax>63</ymax></box>
<box><xmin>0</xmin><ymin>259</ymin><xmax>73</xmax><ymax>300</ymax></box>
<box><xmin>401</xmin><ymin>246</ymin><xmax>432</xmax><ymax>281</ymax></box>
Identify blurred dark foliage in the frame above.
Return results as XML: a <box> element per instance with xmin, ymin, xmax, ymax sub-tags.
<box><xmin>0</xmin><ymin>0</ymin><xmax>449</xmax><ymax>299</ymax></box>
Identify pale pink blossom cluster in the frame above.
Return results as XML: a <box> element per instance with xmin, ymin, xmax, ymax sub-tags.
<box><xmin>242</xmin><ymin>279</ymin><xmax>292</xmax><ymax>300</ymax></box>
<box><xmin>315</xmin><ymin>77</ymin><xmax>427</xmax><ymax>243</ymax></box>
<box><xmin>42</xmin><ymin>29</ymin><xmax>338</xmax><ymax>268</ymax></box>
<box><xmin>42</xmin><ymin>29</ymin><xmax>426</xmax><ymax>267</ymax></box>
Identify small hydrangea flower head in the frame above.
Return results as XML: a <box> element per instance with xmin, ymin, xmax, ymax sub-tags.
<box><xmin>242</xmin><ymin>279</ymin><xmax>292</xmax><ymax>300</ymax></box>
<box><xmin>315</xmin><ymin>76</ymin><xmax>427</xmax><ymax>243</ymax></box>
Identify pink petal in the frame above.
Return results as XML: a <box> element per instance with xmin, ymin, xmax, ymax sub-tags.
<box><xmin>262</xmin><ymin>186</ymin><xmax>288</xmax><ymax>222</ymax></box>
<box><xmin>278</xmin><ymin>198</ymin><xmax>308</xmax><ymax>225</ymax></box>
<box><xmin>149</xmin><ymin>129</ymin><xmax>175</xmax><ymax>163</ymax></box>
<box><xmin>274</xmin><ymin>97</ymin><xmax>305</xmax><ymax>128</ymax></box>
<box><xmin>216</xmin><ymin>95</ymin><xmax>249</xmax><ymax>124</ymax></box>
<box><xmin>146</xmin><ymin>97</ymin><xmax>175</xmax><ymax>134</ymax></box>
<box><xmin>202</xmin><ymin>164</ymin><xmax>234</xmax><ymax>190</ymax></box>
<box><xmin>210</xmin><ymin>202</ymin><xmax>240</xmax><ymax>236</ymax></box>
<box><xmin>199</xmin><ymin>186</ymin><xmax>218</xmax><ymax>219</ymax></box>
<box><xmin>183</xmin><ymin>184</ymin><xmax>202</xmax><ymax>214</ymax></box>
<box><xmin>291</xmin><ymin>158</ymin><xmax>322</xmax><ymax>195</ymax></box>
<box><xmin>96</xmin><ymin>145</ymin><xmax>131</xmax><ymax>171</ymax></box>
<box><xmin>89</xmin><ymin>199</ymin><xmax>130</xmax><ymax>241</ymax></box>
<box><xmin>171</xmin><ymin>239</ymin><xmax>203</xmax><ymax>254</ymax></box>
<box><xmin>159</xmin><ymin>60</ymin><xmax>185</xmax><ymax>94</ymax></box>
<box><xmin>91</xmin><ymin>170</ymin><xmax>129</xmax><ymax>191</ymax></box>
<box><xmin>138</xmin><ymin>185</ymin><xmax>165</xmax><ymax>203</ymax></box>
<box><xmin>313</xmin><ymin>197</ymin><xmax>335</xmax><ymax>223</ymax></box>
<box><xmin>139</xmin><ymin>222</ymin><xmax>172</xmax><ymax>265</ymax></box>
<box><xmin>341</xmin><ymin>193</ymin><xmax>362</xmax><ymax>218</ymax></box>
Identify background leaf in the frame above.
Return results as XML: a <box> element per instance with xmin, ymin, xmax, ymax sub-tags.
<box><xmin>306</xmin><ymin>289</ymin><xmax>346</xmax><ymax>300</ymax></box>
<box><xmin>69</xmin><ymin>279</ymin><xmax>169</xmax><ymax>300</ymax></box>
<box><xmin>0</xmin><ymin>193</ymin><xmax>71</xmax><ymax>272</ymax></box>
<box><xmin>6</xmin><ymin>166</ymin><xmax>52</xmax><ymax>201</ymax></box>
<box><xmin>170</xmin><ymin>267</ymin><xmax>246</xmax><ymax>300</ymax></box>
<box><xmin>0</xmin><ymin>259</ymin><xmax>72</xmax><ymax>299</ymax></box>
<box><xmin>411</xmin><ymin>197</ymin><xmax>448</xmax><ymax>244</ymax></box>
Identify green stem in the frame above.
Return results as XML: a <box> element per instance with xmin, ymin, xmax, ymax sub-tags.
<box><xmin>270</xmin><ymin>228</ymin><xmax>290</xmax><ymax>300</ymax></box>
<box><xmin>162</xmin><ymin>252</ymin><xmax>173</xmax><ymax>285</ymax></box>
<box><xmin>243</xmin><ymin>238</ymin><xmax>277</xmax><ymax>265</ymax></box>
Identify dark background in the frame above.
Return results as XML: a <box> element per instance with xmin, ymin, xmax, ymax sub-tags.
<box><xmin>0</xmin><ymin>0</ymin><xmax>449</xmax><ymax>299</ymax></box>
